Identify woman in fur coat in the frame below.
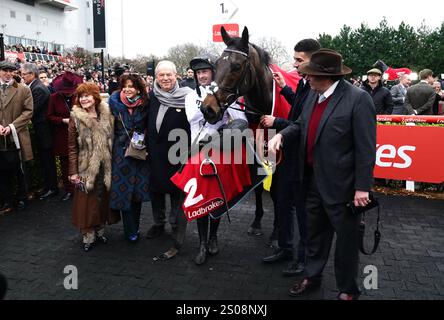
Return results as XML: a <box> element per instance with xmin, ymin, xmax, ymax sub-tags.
<box><xmin>68</xmin><ymin>83</ymin><xmax>120</xmax><ymax>252</ymax></box>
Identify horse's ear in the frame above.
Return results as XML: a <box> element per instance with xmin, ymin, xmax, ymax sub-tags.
<box><xmin>241</xmin><ymin>27</ymin><xmax>249</xmax><ymax>44</ymax></box>
<box><xmin>221</xmin><ymin>26</ymin><xmax>232</xmax><ymax>46</ymax></box>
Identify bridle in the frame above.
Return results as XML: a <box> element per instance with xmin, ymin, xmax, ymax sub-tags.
<box><xmin>205</xmin><ymin>47</ymin><xmax>264</xmax><ymax>117</ymax></box>
<box><xmin>204</xmin><ymin>46</ymin><xmax>282</xmax><ymax>167</ymax></box>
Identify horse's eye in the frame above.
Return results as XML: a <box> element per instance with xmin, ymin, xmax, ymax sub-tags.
<box><xmin>231</xmin><ymin>63</ymin><xmax>241</xmax><ymax>71</ymax></box>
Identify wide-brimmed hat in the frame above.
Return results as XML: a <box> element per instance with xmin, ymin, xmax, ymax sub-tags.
<box><xmin>0</xmin><ymin>61</ymin><xmax>17</xmax><ymax>71</ymax></box>
<box><xmin>367</xmin><ymin>68</ymin><xmax>382</xmax><ymax>75</ymax></box>
<box><xmin>51</xmin><ymin>71</ymin><xmax>84</xmax><ymax>94</ymax></box>
<box><xmin>298</xmin><ymin>49</ymin><xmax>352</xmax><ymax>76</ymax></box>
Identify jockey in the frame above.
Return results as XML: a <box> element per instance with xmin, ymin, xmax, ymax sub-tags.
<box><xmin>184</xmin><ymin>55</ymin><xmax>247</xmax><ymax>265</ymax></box>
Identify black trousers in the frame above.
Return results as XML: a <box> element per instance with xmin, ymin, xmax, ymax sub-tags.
<box><xmin>34</xmin><ymin>123</ymin><xmax>58</xmax><ymax>191</ymax></box>
<box><xmin>37</xmin><ymin>147</ymin><xmax>58</xmax><ymax>191</ymax></box>
<box><xmin>0</xmin><ymin>162</ymin><xmax>27</xmax><ymax>204</ymax></box>
<box><xmin>303</xmin><ymin>169</ymin><xmax>360</xmax><ymax>295</ymax></box>
<box><xmin>196</xmin><ymin>215</ymin><xmax>221</xmax><ymax>243</ymax></box>
<box><xmin>121</xmin><ymin>201</ymin><xmax>142</xmax><ymax>238</ymax></box>
<box><xmin>150</xmin><ymin>190</ymin><xmax>188</xmax><ymax>249</ymax></box>
<box><xmin>150</xmin><ymin>190</ymin><xmax>182</xmax><ymax>228</ymax></box>
<box><xmin>276</xmin><ymin>175</ymin><xmax>307</xmax><ymax>262</ymax></box>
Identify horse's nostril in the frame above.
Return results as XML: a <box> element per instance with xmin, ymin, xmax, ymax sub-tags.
<box><xmin>201</xmin><ymin>105</ymin><xmax>215</xmax><ymax>117</ymax></box>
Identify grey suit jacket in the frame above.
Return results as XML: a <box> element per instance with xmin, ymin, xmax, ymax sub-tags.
<box><xmin>391</xmin><ymin>83</ymin><xmax>407</xmax><ymax>105</ymax></box>
<box><xmin>280</xmin><ymin>79</ymin><xmax>376</xmax><ymax>205</ymax></box>
<box><xmin>404</xmin><ymin>82</ymin><xmax>435</xmax><ymax>115</ymax></box>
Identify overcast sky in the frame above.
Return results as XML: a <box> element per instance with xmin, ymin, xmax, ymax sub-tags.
<box><xmin>105</xmin><ymin>0</ymin><xmax>444</xmax><ymax>60</ymax></box>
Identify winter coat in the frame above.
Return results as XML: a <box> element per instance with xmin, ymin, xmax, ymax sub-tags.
<box><xmin>0</xmin><ymin>80</ymin><xmax>34</xmax><ymax>161</ymax></box>
<box><xmin>68</xmin><ymin>101</ymin><xmax>120</xmax><ymax>229</ymax></box>
<box><xmin>68</xmin><ymin>102</ymin><xmax>113</xmax><ymax>192</ymax></box>
<box><xmin>47</xmin><ymin>92</ymin><xmax>74</xmax><ymax>156</ymax></box>
<box><xmin>146</xmin><ymin>91</ymin><xmax>190</xmax><ymax>194</ymax></box>
<box><xmin>361</xmin><ymin>80</ymin><xmax>394</xmax><ymax>115</ymax></box>
<box><xmin>108</xmin><ymin>91</ymin><xmax>150</xmax><ymax>211</ymax></box>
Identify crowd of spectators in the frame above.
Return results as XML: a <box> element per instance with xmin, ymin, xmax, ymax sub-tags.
<box><xmin>4</xmin><ymin>44</ymin><xmax>60</xmax><ymax>56</ymax></box>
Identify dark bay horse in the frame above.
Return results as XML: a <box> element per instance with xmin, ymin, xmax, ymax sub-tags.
<box><xmin>201</xmin><ymin>26</ymin><xmax>277</xmax><ymax>240</ymax></box>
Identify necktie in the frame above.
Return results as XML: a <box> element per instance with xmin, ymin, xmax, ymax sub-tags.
<box><xmin>1</xmin><ymin>83</ymin><xmax>7</xmax><ymax>93</ymax></box>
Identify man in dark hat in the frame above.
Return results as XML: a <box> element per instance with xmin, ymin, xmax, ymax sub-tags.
<box><xmin>0</xmin><ymin>61</ymin><xmax>34</xmax><ymax>214</ymax></box>
<box><xmin>269</xmin><ymin>49</ymin><xmax>376</xmax><ymax>300</ymax></box>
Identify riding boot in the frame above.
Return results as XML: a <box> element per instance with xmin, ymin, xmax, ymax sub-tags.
<box><xmin>194</xmin><ymin>241</ymin><xmax>208</xmax><ymax>265</ymax></box>
<box><xmin>195</xmin><ymin>216</ymin><xmax>209</xmax><ymax>265</ymax></box>
<box><xmin>208</xmin><ymin>218</ymin><xmax>220</xmax><ymax>255</ymax></box>
<box><xmin>249</xmin><ymin>188</ymin><xmax>264</xmax><ymax>235</ymax></box>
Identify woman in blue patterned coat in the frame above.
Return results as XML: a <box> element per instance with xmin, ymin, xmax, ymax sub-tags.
<box><xmin>108</xmin><ymin>74</ymin><xmax>150</xmax><ymax>242</ymax></box>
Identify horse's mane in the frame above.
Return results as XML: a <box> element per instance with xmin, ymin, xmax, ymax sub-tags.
<box><xmin>250</xmin><ymin>43</ymin><xmax>271</xmax><ymax>68</ymax></box>
<box><xmin>228</xmin><ymin>36</ymin><xmax>271</xmax><ymax>67</ymax></box>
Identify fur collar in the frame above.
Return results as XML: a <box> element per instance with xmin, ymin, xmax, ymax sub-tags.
<box><xmin>72</xmin><ymin>102</ymin><xmax>111</xmax><ymax>128</ymax></box>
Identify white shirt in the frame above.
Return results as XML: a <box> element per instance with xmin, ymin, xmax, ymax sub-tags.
<box><xmin>185</xmin><ymin>86</ymin><xmax>247</xmax><ymax>142</ymax></box>
<box><xmin>318</xmin><ymin>80</ymin><xmax>340</xmax><ymax>103</ymax></box>
<box><xmin>27</xmin><ymin>79</ymin><xmax>36</xmax><ymax>88</ymax></box>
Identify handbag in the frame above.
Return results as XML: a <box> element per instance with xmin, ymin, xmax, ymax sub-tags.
<box><xmin>118</xmin><ymin>113</ymin><xmax>147</xmax><ymax>161</ymax></box>
<box><xmin>347</xmin><ymin>193</ymin><xmax>381</xmax><ymax>255</ymax></box>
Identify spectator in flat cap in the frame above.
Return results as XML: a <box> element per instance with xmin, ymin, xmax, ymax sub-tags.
<box><xmin>0</xmin><ymin>59</ymin><xmax>34</xmax><ymax>214</ymax></box>
<box><xmin>361</xmin><ymin>68</ymin><xmax>394</xmax><ymax>114</ymax></box>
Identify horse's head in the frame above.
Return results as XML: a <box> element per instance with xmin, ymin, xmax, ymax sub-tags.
<box><xmin>201</xmin><ymin>26</ymin><xmax>253</xmax><ymax>124</ymax></box>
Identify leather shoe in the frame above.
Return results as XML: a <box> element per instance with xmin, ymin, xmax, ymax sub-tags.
<box><xmin>128</xmin><ymin>232</ymin><xmax>139</xmax><ymax>243</ymax></box>
<box><xmin>262</xmin><ymin>248</ymin><xmax>293</xmax><ymax>264</ymax></box>
<box><xmin>0</xmin><ymin>203</ymin><xmax>14</xmax><ymax>215</ymax></box>
<box><xmin>288</xmin><ymin>278</ymin><xmax>321</xmax><ymax>297</ymax></box>
<box><xmin>96</xmin><ymin>235</ymin><xmax>108</xmax><ymax>244</ymax></box>
<box><xmin>60</xmin><ymin>192</ymin><xmax>73</xmax><ymax>202</ymax></box>
<box><xmin>39</xmin><ymin>189</ymin><xmax>59</xmax><ymax>200</ymax></box>
<box><xmin>146</xmin><ymin>225</ymin><xmax>165</xmax><ymax>239</ymax></box>
<box><xmin>282</xmin><ymin>262</ymin><xmax>305</xmax><ymax>277</ymax></box>
<box><xmin>335</xmin><ymin>292</ymin><xmax>360</xmax><ymax>300</ymax></box>
<box><xmin>247</xmin><ymin>220</ymin><xmax>263</xmax><ymax>236</ymax></box>
<box><xmin>83</xmin><ymin>242</ymin><xmax>94</xmax><ymax>252</ymax></box>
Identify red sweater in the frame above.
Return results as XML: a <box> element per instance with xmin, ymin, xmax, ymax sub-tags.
<box><xmin>306</xmin><ymin>96</ymin><xmax>331</xmax><ymax>166</ymax></box>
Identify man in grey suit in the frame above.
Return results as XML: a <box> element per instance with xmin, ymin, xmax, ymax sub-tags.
<box><xmin>404</xmin><ymin>69</ymin><xmax>436</xmax><ymax>115</ymax></box>
<box><xmin>391</xmin><ymin>73</ymin><xmax>411</xmax><ymax>114</ymax></box>
<box><xmin>269</xmin><ymin>49</ymin><xmax>376</xmax><ymax>300</ymax></box>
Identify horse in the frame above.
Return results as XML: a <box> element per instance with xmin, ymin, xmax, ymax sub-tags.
<box><xmin>200</xmin><ymin>26</ymin><xmax>278</xmax><ymax>241</ymax></box>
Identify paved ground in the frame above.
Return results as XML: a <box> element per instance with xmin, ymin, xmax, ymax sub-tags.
<box><xmin>0</xmin><ymin>191</ymin><xmax>443</xmax><ymax>300</ymax></box>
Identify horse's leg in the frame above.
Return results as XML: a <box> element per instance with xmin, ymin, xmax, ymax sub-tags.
<box><xmin>247</xmin><ymin>187</ymin><xmax>264</xmax><ymax>236</ymax></box>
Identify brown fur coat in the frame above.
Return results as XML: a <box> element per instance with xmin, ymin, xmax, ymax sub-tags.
<box><xmin>68</xmin><ymin>102</ymin><xmax>114</xmax><ymax>192</ymax></box>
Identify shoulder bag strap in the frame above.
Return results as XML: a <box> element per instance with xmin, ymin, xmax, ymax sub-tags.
<box><xmin>359</xmin><ymin>206</ymin><xmax>381</xmax><ymax>255</ymax></box>
<box><xmin>118</xmin><ymin>112</ymin><xmax>131</xmax><ymax>140</ymax></box>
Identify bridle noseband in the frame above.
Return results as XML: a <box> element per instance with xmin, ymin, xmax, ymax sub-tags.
<box><xmin>205</xmin><ymin>47</ymin><xmax>258</xmax><ymax>116</ymax></box>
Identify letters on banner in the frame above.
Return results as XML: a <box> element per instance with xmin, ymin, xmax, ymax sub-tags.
<box><xmin>374</xmin><ymin>125</ymin><xmax>444</xmax><ymax>183</ymax></box>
